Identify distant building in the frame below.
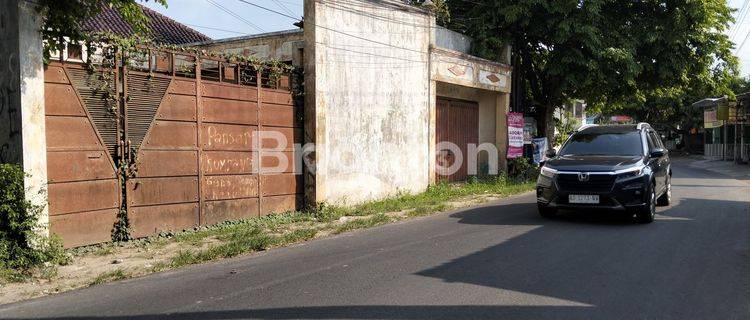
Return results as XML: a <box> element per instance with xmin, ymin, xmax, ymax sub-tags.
<box><xmin>192</xmin><ymin>29</ymin><xmax>304</xmax><ymax>66</ymax></box>
<box><xmin>692</xmin><ymin>97</ymin><xmax>747</xmax><ymax>161</ymax></box>
<box><xmin>558</xmin><ymin>100</ymin><xmax>586</xmax><ymax>123</ymax></box>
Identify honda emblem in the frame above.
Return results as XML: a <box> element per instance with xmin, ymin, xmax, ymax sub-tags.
<box><xmin>578</xmin><ymin>172</ymin><xmax>590</xmax><ymax>182</ymax></box>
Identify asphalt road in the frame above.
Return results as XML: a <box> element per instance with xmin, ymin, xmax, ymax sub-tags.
<box><xmin>3</xmin><ymin>161</ymin><xmax>750</xmax><ymax>320</ymax></box>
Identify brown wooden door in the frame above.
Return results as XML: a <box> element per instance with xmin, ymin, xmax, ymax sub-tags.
<box><xmin>436</xmin><ymin>98</ymin><xmax>479</xmax><ymax>182</ymax></box>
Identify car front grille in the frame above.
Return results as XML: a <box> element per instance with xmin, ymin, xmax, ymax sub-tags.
<box><xmin>556</xmin><ymin>173</ymin><xmax>616</xmax><ymax>192</ymax></box>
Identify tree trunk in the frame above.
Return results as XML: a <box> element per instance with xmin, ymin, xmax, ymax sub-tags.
<box><xmin>543</xmin><ymin>105</ymin><xmax>556</xmax><ymax>148</ymax></box>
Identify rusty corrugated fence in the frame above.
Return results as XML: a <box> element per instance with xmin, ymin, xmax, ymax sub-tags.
<box><xmin>45</xmin><ymin>47</ymin><xmax>302</xmax><ymax>247</ymax></box>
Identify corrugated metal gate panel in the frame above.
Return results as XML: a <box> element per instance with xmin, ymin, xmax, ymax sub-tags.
<box><xmin>126</xmin><ymin>73</ymin><xmax>171</xmax><ymax>151</ymax></box>
<box><xmin>44</xmin><ymin>63</ymin><xmax>120</xmax><ymax>247</ymax></box>
<box><xmin>258</xmin><ymin>88</ymin><xmax>303</xmax><ymax>215</ymax></box>
<box><xmin>45</xmin><ymin>50</ymin><xmax>302</xmax><ymax>247</ymax></box>
<box><xmin>127</xmin><ymin>72</ymin><xmax>201</xmax><ymax>238</ymax></box>
<box><xmin>436</xmin><ymin>97</ymin><xmax>479</xmax><ymax>182</ymax></box>
<box><xmin>66</xmin><ymin>67</ymin><xmax>119</xmax><ymax>159</ymax></box>
<box><xmin>125</xmin><ymin>56</ymin><xmax>303</xmax><ymax>236</ymax></box>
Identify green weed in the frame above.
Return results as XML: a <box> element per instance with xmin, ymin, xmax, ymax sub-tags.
<box><xmin>334</xmin><ymin>214</ymin><xmax>392</xmax><ymax>234</ymax></box>
<box><xmin>89</xmin><ymin>269</ymin><xmax>128</xmax><ymax>286</ymax></box>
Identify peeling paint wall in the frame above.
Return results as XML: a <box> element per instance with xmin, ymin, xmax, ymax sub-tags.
<box><xmin>195</xmin><ymin>30</ymin><xmax>305</xmax><ymax>67</ymax></box>
<box><xmin>308</xmin><ymin>0</ymin><xmax>432</xmax><ymax>205</ymax></box>
<box><xmin>0</xmin><ymin>1</ymin><xmax>49</xmax><ymax>233</ymax></box>
<box><xmin>431</xmin><ymin>48</ymin><xmax>511</xmax><ymax>93</ymax></box>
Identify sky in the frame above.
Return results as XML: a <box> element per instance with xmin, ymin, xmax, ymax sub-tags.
<box><xmin>729</xmin><ymin>0</ymin><xmax>750</xmax><ymax>77</ymax></box>
<box><xmin>142</xmin><ymin>0</ymin><xmax>304</xmax><ymax>38</ymax></box>
<box><xmin>145</xmin><ymin>0</ymin><xmax>749</xmax><ymax>77</ymax></box>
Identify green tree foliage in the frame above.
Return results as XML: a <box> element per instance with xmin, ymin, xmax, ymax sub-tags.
<box><xmin>410</xmin><ymin>0</ymin><xmax>451</xmax><ymax>24</ymax></box>
<box><xmin>35</xmin><ymin>0</ymin><xmax>167</xmax><ymax>60</ymax></box>
<box><xmin>444</xmin><ymin>0</ymin><xmax>738</xmax><ymax>138</ymax></box>
<box><xmin>554</xmin><ymin>110</ymin><xmax>581</xmax><ymax>147</ymax></box>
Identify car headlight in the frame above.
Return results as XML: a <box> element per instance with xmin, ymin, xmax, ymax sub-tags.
<box><xmin>540</xmin><ymin>166</ymin><xmax>558</xmax><ymax>178</ymax></box>
<box><xmin>615</xmin><ymin>166</ymin><xmax>644</xmax><ymax>180</ymax></box>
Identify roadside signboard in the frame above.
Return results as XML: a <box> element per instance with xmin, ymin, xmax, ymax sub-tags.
<box><xmin>508</xmin><ymin>112</ymin><xmax>524</xmax><ymax>158</ymax></box>
<box><xmin>523</xmin><ymin>117</ymin><xmax>537</xmax><ymax>144</ymax></box>
<box><xmin>705</xmin><ymin>107</ymin><xmax>723</xmax><ymax>128</ymax></box>
<box><xmin>532</xmin><ymin>137</ymin><xmax>548</xmax><ymax>164</ymax></box>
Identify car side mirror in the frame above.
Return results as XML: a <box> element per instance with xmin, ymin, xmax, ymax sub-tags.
<box><xmin>650</xmin><ymin>148</ymin><xmax>665</xmax><ymax>158</ymax></box>
<box><xmin>545</xmin><ymin>149</ymin><xmax>557</xmax><ymax>158</ymax></box>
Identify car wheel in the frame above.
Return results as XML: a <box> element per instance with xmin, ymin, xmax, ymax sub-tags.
<box><xmin>538</xmin><ymin>203</ymin><xmax>557</xmax><ymax>218</ymax></box>
<box><xmin>636</xmin><ymin>183</ymin><xmax>656</xmax><ymax>223</ymax></box>
<box><xmin>657</xmin><ymin>174</ymin><xmax>672</xmax><ymax>206</ymax></box>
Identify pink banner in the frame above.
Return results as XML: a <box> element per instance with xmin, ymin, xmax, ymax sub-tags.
<box><xmin>507</xmin><ymin>112</ymin><xmax>524</xmax><ymax>159</ymax></box>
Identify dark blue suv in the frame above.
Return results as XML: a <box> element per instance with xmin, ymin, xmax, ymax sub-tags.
<box><xmin>536</xmin><ymin>123</ymin><xmax>672</xmax><ymax>223</ymax></box>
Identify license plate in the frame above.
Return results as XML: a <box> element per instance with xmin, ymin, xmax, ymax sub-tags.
<box><xmin>569</xmin><ymin>194</ymin><xmax>600</xmax><ymax>204</ymax></box>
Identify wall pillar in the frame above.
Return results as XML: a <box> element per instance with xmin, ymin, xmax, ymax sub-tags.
<box><xmin>0</xmin><ymin>1</ymin><xmax>48</xmax><ymax>234</ymax></box>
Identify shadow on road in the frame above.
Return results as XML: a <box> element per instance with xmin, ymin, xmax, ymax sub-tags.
<box><xmin>6</xmin><ymin>188</ymin><xmax>750</xmax><ymax>319</ymax></box>
<box><xmin>413</xmin><ymin>197</ymin><xmax>749</xmax><ymax>319</ymax></box>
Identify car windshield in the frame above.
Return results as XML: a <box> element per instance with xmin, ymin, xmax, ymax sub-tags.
<box><xmin>560</xmin><ymin>131</ymin><xmax>643</xmax><ymax>156</ymax></box>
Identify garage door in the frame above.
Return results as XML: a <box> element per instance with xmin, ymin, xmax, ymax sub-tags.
<box><xmin>436</xmin><ymin>98</ymin><xmax>479</xmax><ymax>182</ymax></box>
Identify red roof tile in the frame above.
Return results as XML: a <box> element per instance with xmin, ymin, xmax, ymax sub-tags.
<box><xmin>83</xmin><ymin>4</ymin><xmax>211</xmax><ymax>44</ymax></box>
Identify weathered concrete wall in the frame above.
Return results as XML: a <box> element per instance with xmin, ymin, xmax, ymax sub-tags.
<box><xmin>307</xmin><ymin>0</ymin><xmax>433</xmax><ymax>205</ymax></box>
<box><xmin>195</xmin><ymin>30</ymin><xmax>304</xmax><ymax>67</ymax></box>
<box><xmin>431</xmin><ymin>47</ymin><xmax>511</xmax><ymax>93</ymax></box>
<box><xmin>435</xmin><ymin>26</ymin><xmax>472</xmax><ymax>54</ymax></box>
<box><xmin>0</xmin><ymin>1</ymin><xmax>49</xmax><ymax>233</ymax></box>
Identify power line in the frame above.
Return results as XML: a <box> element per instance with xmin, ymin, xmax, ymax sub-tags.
<box><xmin>316</xmin><ymin>0</ymin><xmax>457</xmax><ymax>29</ymax></box>
<box><xmin>185</xmin><ymin>23</ymin><xmax>248</xmax><ymax>35</ymax></box>
<box><xmin>235</xmin><ymin>0</ymin><xmax>429</xmax><ymax>55</ymax></box>
<box><xmin>730</xmin><ymin>0</ymin><xmax>750</xmax><ymax>41</ymax></box>
<box><xmin>236</xmin><ymin>0</ymin><xmax>301</xmax><ymax>20</ymax></box>
<box><xmin>276</xmin><ymin>0</ymin><xmax>302</xmax><ymax>7</ymax></box>
<box><xmin>206</xmin><ymin>0</ymin><xmax>265</xmax><ymax>33</ymax></box>
<box><xmin>318</xmin><ymin>42</ymin><xmax>426</xmax><ymax>63</ymax></box>
<box><xmin>736</xmin><ymin>28</ymin><xmax>750</xmax><ymax>53</ymax></box>
<box><xmin>271</xmin><ymin>0</ymin><xmax>298</xmax><ymax>17</ymax></box>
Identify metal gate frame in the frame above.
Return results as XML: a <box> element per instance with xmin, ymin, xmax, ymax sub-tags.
<box><xmin>45</xmin><ymin>46</ymin><xmax>303</xmax><ymax>247</ymax></box>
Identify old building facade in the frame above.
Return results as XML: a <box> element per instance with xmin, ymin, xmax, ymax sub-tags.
<box><xmin>1</xmin><ymin>0</ymin><xmax>512</xmax><ymax>247</ymax></box>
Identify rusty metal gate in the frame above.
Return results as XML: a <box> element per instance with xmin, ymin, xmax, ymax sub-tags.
<box><xmin>436</xmin><ymin>97</ymin><xmax>479</xmax><ymax>182</ymax></box>
<box><xmin>45</xmin><ymin>48</ymin><xmax>302</xmax><ymax>247</ymax></box>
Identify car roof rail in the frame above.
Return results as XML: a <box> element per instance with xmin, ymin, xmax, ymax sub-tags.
<box><xmin>636</xmin><ymin>122</ymin><xmax>651</xmax><ymax>130</ymax></box>
<box><xmin>577</xmin><ymin>124</ymin><xmax>598</xmax><ymax>131</ymax></box>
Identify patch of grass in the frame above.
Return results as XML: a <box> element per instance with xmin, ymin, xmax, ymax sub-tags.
<box><xmin>56</xmin><ymin>176</ymin><xmax>535</xmax><ymax>285</ymax></box>
<box><xmin>168</xmin><ymin>228</ymin><xmax>275</xmax><ymax>269</ymax></box>
<box><xmin>351</xmin><ymin>179</ymin><xmax>535</xmax><ymax>217</ymax></box>
<box><xmin>93</xmin><ymin>245</ymin><xmax>115</xmax><ymax>256</ymax></box>
<box><xmin>0</xmin><ymin>268</ymin><xmax>28</xmax><ymax>284</ymax></box>
<box><xmin>148</xmin><ymin>178</ymin><xmax>535</xmax><ymax>272</ymax></box>
<box><xmin>334</xmin><ymin>213</ymin><xmax>392</xmax><ymax>234</ymax></box>
<box><xmin>89</xmin><ymin>269</ymin><xmax>128</xmax><ymax>286</ymax></box>
<box><xmin>172</xmin><ymin>212</ymin><xmax>318</xmax><ymax>246</ymax></box>
<box><xmin>279</xmin><ymin>228</ymin><xmax>318</xmax><ymax>244</ymax></box>
<box><xmin>407</xmin><ymin>204</ymin><xmax>449</xmax><ymax>218</ymax></box>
